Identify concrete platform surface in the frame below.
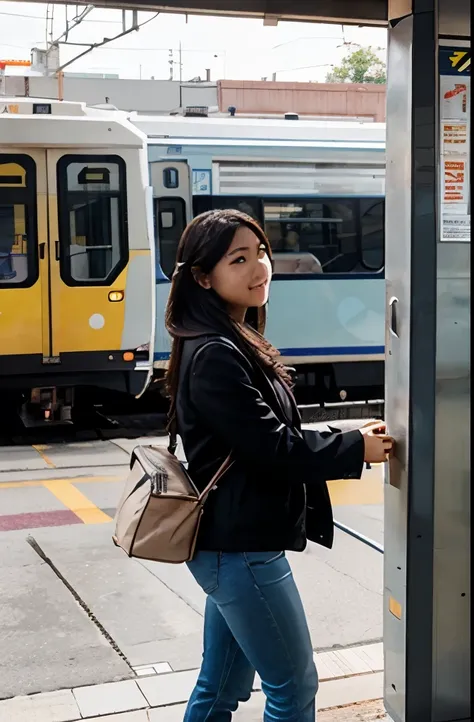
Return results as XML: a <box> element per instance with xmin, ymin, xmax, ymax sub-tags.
<box><xmin>0</xmin><ymin>536</ymin><xmax>132</xmax><ymax>700</ymax></box>
<box><xmin>0</xmin><ymin>429</ymin><xmax>385</xmax><ymax>703</ymax></box>
<box><xmin>1</xmin><ymin>516</ymin><xmax>382</xmax><ymax>699</ymax></box>
<box><xmin>0</xmin><ymin>651</ymin><xmax>385</xmax><ymax>722</ymax></box>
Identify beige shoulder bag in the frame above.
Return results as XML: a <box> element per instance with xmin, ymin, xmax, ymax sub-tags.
<box><xmin>112</xmin><ymin>341</ymin><xmax>233</xmax><ymax>564</ymax></box>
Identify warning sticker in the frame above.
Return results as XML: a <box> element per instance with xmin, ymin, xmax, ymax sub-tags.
<box><xmin>440</xmin><ymin>76</ymin><xmax>469</xmax><ymax>121</ymax></box>
<box><xmin>443</xmin><ymin>159</ymin><xmax>468</xmax><ymax>203</ymax></box>
<box><xmin>440</xmin><ymin>45</ymin><xmax>470</xmax><ymax>242</ymax></box>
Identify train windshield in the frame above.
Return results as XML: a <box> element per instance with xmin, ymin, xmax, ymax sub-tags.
<box><xmin>57</xmin><ymin>156</ymin><xmax>128</xmax><ymax>286</ymax></box>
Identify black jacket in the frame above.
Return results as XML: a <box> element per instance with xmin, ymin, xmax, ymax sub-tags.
<box><xmin>176</xmin><ymin>333</ymin><xmax>364</xmax><ymax>552</ymax></box>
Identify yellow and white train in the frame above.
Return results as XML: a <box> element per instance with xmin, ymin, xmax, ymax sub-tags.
<box><xmin>0</xmin><ymin>98</ymin><xmax>155</xmax><ymax>422</ymax></box>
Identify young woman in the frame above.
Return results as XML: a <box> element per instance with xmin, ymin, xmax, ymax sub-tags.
<box><xmin>165</xmin><ymin>209</ymin><xmax>393</xmax><ymax>722</ymax></box>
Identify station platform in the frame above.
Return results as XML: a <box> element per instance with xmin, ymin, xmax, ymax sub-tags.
<box><xmin>0</xmin><ymin>427</ymin><xmax>386</xmax><ymax>720</ymax></box>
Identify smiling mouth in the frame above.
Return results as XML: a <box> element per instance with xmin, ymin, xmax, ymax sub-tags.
<box><xmin>250</xmin><ymin>280</ymin><xmax>267</xmax><ymax>291</ymax></box>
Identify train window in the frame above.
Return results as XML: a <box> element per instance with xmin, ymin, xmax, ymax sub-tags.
<box><xmin>155</xmin><ymin>197</ymin><xmax>186</xmax><ymax>279</ymax></box>
<box><xmin>193</xmin><ymin>195</ymin><xmax>263</xmax><ymax>224</ymax></box>
<box><xmin>163</xmin><ymin>168</ymin><xmax>179</xmax><ymax>189</ymax></box>
<box><xmin>57</xmin><ymin>156</ymin><xmax>128</xmax><ymax>286</ymax></box>
<box><xmin>160</xmin><ymin>211</ymin><xmax>175</xmax><ymax>229</ymax></box>
<box><xmin>0</xmin><ymin>155</ymin><xmax>37</xmax><ymax>287</ymax></box>
<box><xmin>264</xmin><ymin>198</ymin><xmax>383</xmax><ymax>275</ymax></box>
<box><xmin>360</xmin><ymin>198</ymin><xmax>385</xmax><ymax>271</ymax></box>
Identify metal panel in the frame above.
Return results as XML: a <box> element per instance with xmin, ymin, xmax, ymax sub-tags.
<box><xmin>384</xmin><ymin>5</ymin><xmax>438</xmax><ymax>718</ymax></box>
<box><xmin>384</xmin><ymin>0</ymin><xmax>471</xmax><ymax>718</ymax></box>
<box><xmin>439</xmin><ymin>0</ymin><xmax>470</xmax><ymax>36</ymax></box>
<box><xmin>383</xmin><ymin>17</ymin><xmax>414</xmax><ymax>719</ymax></box>
<box><xmin>266</xmin><ymin>277</ymin><xmax>385</xmax><ymax>361</ymax></box>
<box><xmin>134</xmin><ymin>115</ymin><xmax>387</xmax><ymax>143</ymax></box>
<box><xmin>215</xmin><ymin>161</ymin><xmax>385</xmax><ymax>195</ymax></box>
<box><xmin>19</xmin><ymin>0</ymin><xmax>388</xmax><ymax>25</ymax></box>
<box><xmin>433</xmin><ymin>32</ymin><xmax>471</xmax><ymax>722</ymax></box>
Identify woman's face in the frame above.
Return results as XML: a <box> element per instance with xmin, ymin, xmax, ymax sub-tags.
<box><xmin>198</xmin><ymin>225</ymin><xmax>271</xmax><ymax>321</ymax></box>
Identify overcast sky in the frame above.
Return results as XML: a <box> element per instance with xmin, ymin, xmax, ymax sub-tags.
<box><xmin>0</xmin><ymin>2</ymin><xmax>387</xmax><ymax>81</ymax></box>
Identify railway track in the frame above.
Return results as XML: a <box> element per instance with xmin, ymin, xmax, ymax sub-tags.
<box><xmin>1</xmin><ymin>396</ymin><xmax>383</xmax><ymax>447</ymax></box>
<box><xmin>0</xmin><ymin>410</ymin><xmax>168</xmax><ymax>447</ymax></box>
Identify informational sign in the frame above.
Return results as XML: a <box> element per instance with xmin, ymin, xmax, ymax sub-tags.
<box><xmin>439</xmin><ymin>46</ymin><xmax>471</xmax><ymax>242</ymax></box>
<box><xmin>442</xmin><ymin>123</ymin><xmax>468</xmax><ymax>152</ymax></box>
<box><xmin>443</xmin><ymin>159</ymin><xmax>468</xmax><ymax>203</ymax></box>
<box><xmin>442</xmin><ymin>216</ymin><xmax>471</xmax><ymax>241</ymax></box>
<box><xmin>192</xmin><ymin>169</ymin><xmax>211</xmax><ymax>195</ymax></box>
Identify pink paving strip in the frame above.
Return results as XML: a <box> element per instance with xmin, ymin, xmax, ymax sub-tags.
<box><xmin>0</xmin><ymin>509</ymin><xmax>83</xmax><ymax>532</ymax></box>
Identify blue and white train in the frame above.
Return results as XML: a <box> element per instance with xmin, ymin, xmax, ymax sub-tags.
<box><xmin>131</xmin><ymin>112</ymin><xmax>386</xmax><ymax>405</ymax></box>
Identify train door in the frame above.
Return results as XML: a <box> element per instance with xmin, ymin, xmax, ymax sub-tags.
<box><xmin>149</xmin><ymin>160</ymin><xmax>191</xmax><ymax>279</ymax></box>
<box><xmin>0</xmin><ymin>150</ymin><xmax>145</xmax><ymax>380</ymax></box>
<box><xmin>0</xmin><ymin>152</ymin><xmax>44</xmax><ymax>366</ymax></box>
<box><xmin>148</xmin><ymin>160</ymin><xmax>192</xmax><ymax>366</ymax></box>
<box><xmin>47</xmin><ymin>151</ymin><xmax>131</xmax><ymax>361</ymax></box>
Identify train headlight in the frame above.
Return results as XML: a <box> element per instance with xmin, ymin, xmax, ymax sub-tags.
<box><xmin>108</xmin><ymin>290</ymin><xmax>124</xmax><ymax>302</ymax></box>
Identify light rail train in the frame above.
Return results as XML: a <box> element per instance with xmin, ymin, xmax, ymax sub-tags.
<box><xmin>133</xmin><ymin>111</ymin><xmax>386</xmax><ymax>405</ymax></box>
<box><xmin>0</xmin><ymin>98</ymin><xmax>155</xmax><ymax>423</ymax></box>
<box><xmin>0</xmin><ymin>99</ymin><xmax>386</xmax><ymax>420</ymax></box>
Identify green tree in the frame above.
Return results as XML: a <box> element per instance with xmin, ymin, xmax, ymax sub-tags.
<box><xmin>326</xmin><ymin>46</ymin><xmax>387</xmax><ymax>84</ymax></box>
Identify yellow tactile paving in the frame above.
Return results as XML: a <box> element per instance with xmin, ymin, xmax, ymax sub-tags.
<box><xmin>0</xmin><ymin>476</ymin><xmax>122</xmax><ymax>489</ymax></box>
<box><xmin>0</xmin><ymin>463</ymin><xmax>383</xmax><ymax>517</ymax></box>
<box><xmin>43</xmin><ymin>480</ymin><xmax>113</xmax><ymax>524</ymax></box>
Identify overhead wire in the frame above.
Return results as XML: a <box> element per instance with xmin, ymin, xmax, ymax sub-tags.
<box><xmin>56</xmin><ymin>11</ymin><xmax>161</xmax><ymax>73</ymax></box>
<box><xmin>0</xmin><ymin>9</ymin><xmax>122</xmax><ymax>22</ymax></box>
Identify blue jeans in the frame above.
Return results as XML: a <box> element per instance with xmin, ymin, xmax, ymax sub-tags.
<box><xmin>184</xmin><ymin>551</ymin><xmax>318</xmax><ymax>722</ymax></box>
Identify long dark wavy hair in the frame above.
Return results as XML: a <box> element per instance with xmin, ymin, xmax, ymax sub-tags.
<box><xmin>165</xmin><ymin>209</ymin><xmax>292</xmax><ymax>415</ymax></box>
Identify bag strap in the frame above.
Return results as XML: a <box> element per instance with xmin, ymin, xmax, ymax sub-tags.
<box><xmin>167</xmin><ymin>419</ymin><xmax>233</xmax><ymax>495</ymax></box>
<box><xmin>168</xmin><ymin>416</ymin><xmax>178</xmax><ymax>455</ymax></box>
<box><xmin>167</xmin><ymin>336</ymin><xmax>237</xmax><ymax>491</ymax></box>
<box><xmin>167</xmin><ymin>338</ymin><xmax>218</xmax><ymax>455</ymax></box>
<box><xmin>199</xmin><ymin>453</ymin><xmax>234</xmax><ymax>502</ymax></box>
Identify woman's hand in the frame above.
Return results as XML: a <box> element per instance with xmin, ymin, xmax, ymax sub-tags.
<box><xmin>359</xmin><ymin>422</ymin><xmax>394</xmax><ymax>464</ymax></box>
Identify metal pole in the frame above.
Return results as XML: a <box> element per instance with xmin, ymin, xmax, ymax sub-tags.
<box><xmin>57</xmin><ymin>71</ymin><xmax>64</xmax><ymax>101</ymax></box>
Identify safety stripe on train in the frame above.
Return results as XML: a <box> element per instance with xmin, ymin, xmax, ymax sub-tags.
<box><xmin>154</xmin><ymin>345</ymin><xmax>385</xmax><ymax>361</ymax></box>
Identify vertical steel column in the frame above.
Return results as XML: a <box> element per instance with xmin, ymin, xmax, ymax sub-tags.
<box><xmin>384</xmin><ymin>0</ymin><xmax>470</xmax><ymax>718</ymax></box>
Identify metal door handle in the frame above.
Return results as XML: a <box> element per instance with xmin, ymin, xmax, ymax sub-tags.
<box><xmin>55</xmin><ymin>241</ymin><xmax>60</xmax><ymax>261</ymax></box>
<box><xmin>39</xmin><ymin>242</ymin><xmax>46</xmax><ymax>260</ymax></box>
<box><xmin>389</xmin><ymin>296</ymin><xmax>399</xmax><ymax>337</ymax></box>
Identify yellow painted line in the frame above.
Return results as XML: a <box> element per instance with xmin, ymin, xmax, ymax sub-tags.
<box><xmin>0</xmin><ymin>480</ymin><xmax>44</xmax><ymax>489</ymax></box>
<box><xmin>328</xmin><ymin>478</ymin><xmax>383</xmax><ymax>506</ymax></box>
<box><xmin>43</xmin><ymin>480</ymin><xmax>112</xmax><ymax>524</ymax></box>
<box><xmin>328</xmin><ymin>465</ymin><xmax>384</xmax><ymax>506</ymax></box>
<box><xmin>0</xmin><ymin>475</ymin><xmax>123</xmax><ymax>490</ymax></box>
<box><xmin>32</xmin><ymin>444</ymin><xmax>56</xmax><ymax>469</ymax></box>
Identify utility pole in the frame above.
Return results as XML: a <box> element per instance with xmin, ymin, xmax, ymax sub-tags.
<box><xmin>178</xmin><ymin>42</ymin><xmax>183</xmax><ymax>111</ymax></box>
